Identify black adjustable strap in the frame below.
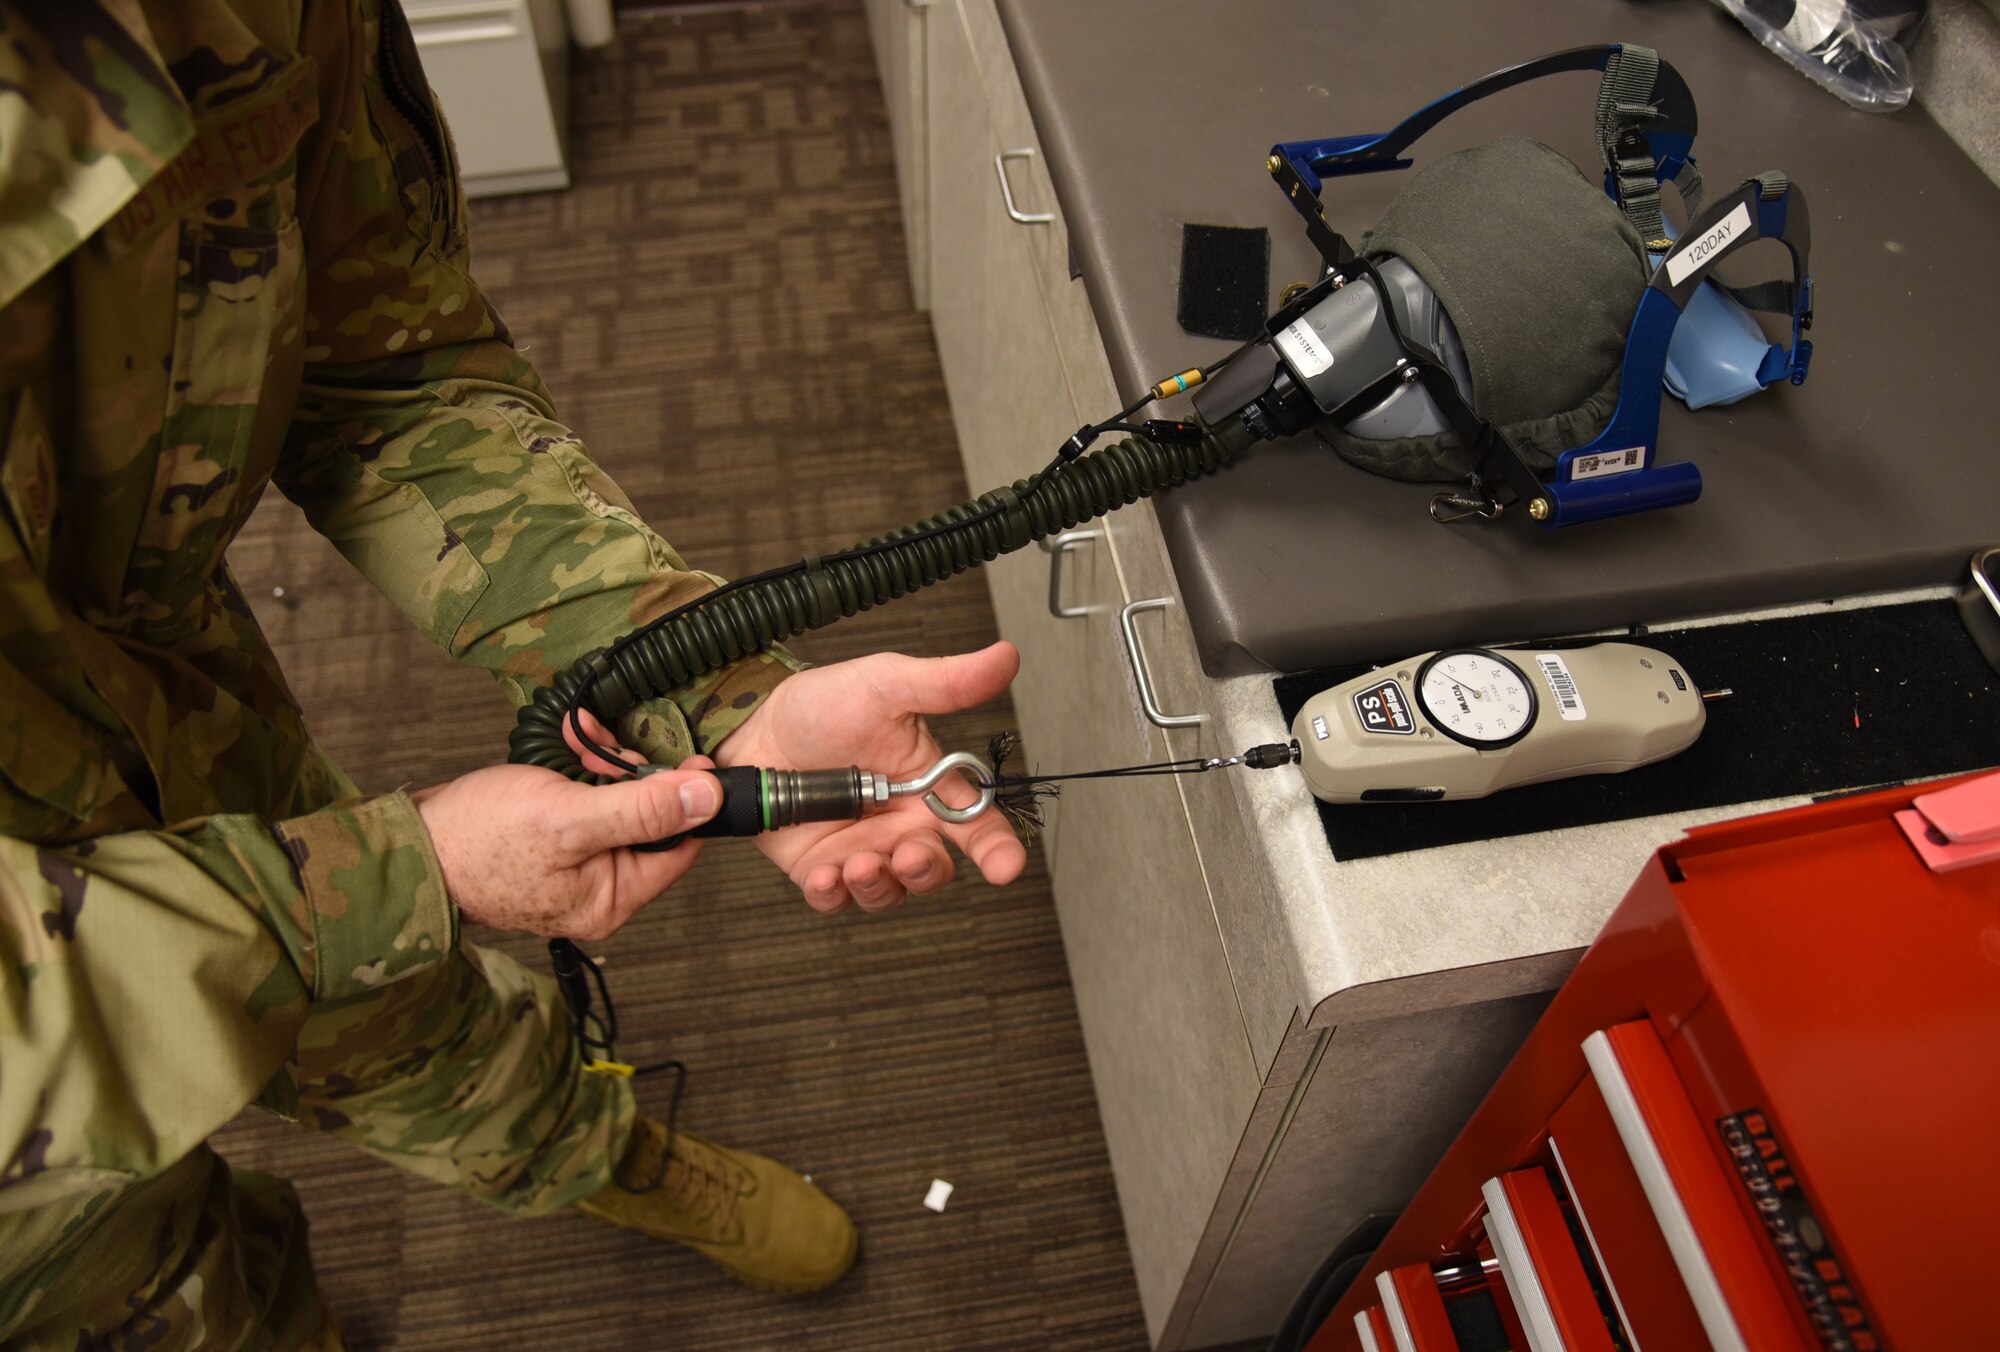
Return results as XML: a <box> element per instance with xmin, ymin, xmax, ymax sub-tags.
<box><xmin>1717</xmin><ymin>279</ymin><xmax>1796</xmax><ymax>314</ymax></box>
<box><xmin>1717</xmin><ymin>173</ymin><xmax>1802</xmax><ymax>316</ymax></box>
<box><xmin>1595</xmin><ymin>45</ymin><xmax>1672</xmax><ymax>251</ymax></box>
<box><xmin>1672</xmin><ymin>158</ymin><xmax>1704</xmax><ymax>218</ymax></box>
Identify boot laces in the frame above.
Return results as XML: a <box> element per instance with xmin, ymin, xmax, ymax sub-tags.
<box><xmin>664</xmin><ymin>1139</ymin><xmax>748</xmax><ymax>1229</ymax></box>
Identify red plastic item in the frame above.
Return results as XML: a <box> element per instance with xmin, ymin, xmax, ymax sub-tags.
<box><xmin>1912</xmin><ymin>769</ymin><xmax>2000</xmax><ymax>841</ymax></box>
<box><xmin>1896</xmin><ymin>807</ymin><xmax>2000</xmax><ymax>872</ymax></box>
<box><xmin>1302</xmin><ymin>773</ymin><xmax>2000</xmax><ymax>1352</ymax></box>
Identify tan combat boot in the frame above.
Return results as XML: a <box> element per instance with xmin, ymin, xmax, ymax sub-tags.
<box><xmin>577</xmin><ymin>1116</ymin><xmax>858</xmax><ymax>1292</ymax></box>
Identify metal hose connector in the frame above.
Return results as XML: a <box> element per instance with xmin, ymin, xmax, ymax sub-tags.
<box><xmin>507</xmin><ymin>427</ymin><xmax>1244</xmax><ymax>780</ymax></box>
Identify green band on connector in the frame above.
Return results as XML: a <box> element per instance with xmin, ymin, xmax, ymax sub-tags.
<box><xmin>759</xmin><ymin>769</ymin><xmax>772</xmax><ymax>831</ymax></box>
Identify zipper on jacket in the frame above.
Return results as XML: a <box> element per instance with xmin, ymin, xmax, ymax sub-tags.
<box><xmin>376</xmin><ymin>1</ymin><xmax>454</xmax><ymax>237</ymax></box>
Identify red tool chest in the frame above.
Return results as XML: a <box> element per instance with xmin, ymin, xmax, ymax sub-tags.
<box><xmin>1309</xmin><ymin>774</ymin><xmax>2000</xmax><ymax>1351</ymax></box>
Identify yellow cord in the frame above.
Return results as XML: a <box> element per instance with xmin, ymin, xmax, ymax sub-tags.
<box><xmin>584</xmin><ymin>1058</ymin><xmax>637</xmax><ymax>1078</ymax></box>
<box><xmin>1148</xmin><ymin>369</ymin><xmax>1206</xmax><ymax>400</ymax></box>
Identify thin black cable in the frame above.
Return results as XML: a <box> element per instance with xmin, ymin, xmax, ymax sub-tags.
<box><xmin>612</xmin><ymin>1056</ymin><xmax>686</xmax><ymax>1195</ymax></box>
<box><xmin>978</xmin><ymin>731</ymin><xmax>1297</xmax><ymax>842</ymax></box>
<box><xmin>549</xmin><ymin>936</ymin><xmax>688</xmax><ymax>1195</ymax></box>
<box><xmin>988</xmin><ymin>756</ymin><xmax>1223</xmax><ymax>786</ymax></box>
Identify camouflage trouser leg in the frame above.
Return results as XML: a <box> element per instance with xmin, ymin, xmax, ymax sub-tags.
<box><xmin>0</xmin><ymin>1147</ymin><xmax>342</xmax><ymax>1350</ymax></box>
<box><xmin>284</xmin><ymin>936</ymin><xmax>638</xmax><ymax>1215</ymax></box>
<box><xmin>0</xmin><ymin>740</ymin><xmax>638</xmax><ymax>1349</ymax></box>
<box><xmin>0</xmin><ymin>936</ymin><xmax>638</xmax><ymax>1350</ymax></box>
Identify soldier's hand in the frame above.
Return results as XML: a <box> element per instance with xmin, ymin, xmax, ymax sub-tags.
<box><xmin>410</xmin><ymin>757</ymin><xmax>721</xmax><ymax>940</ymax></box>
<box><xmin>716</xmin><ymin>642</ymin><xmax>1028</xmax><ymax>914</ymax></box>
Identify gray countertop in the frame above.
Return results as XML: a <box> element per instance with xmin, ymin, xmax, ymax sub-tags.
<box><xmin>998</xmin><ymin>0</ymin><xmax>2000</xmax><ymax>676</ymax></box>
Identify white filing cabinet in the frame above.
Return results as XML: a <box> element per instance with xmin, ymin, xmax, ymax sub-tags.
<box><xmin>405</xmin><ymin>0</ymin><xmax>573</xmax><ymax>196</ymax></box>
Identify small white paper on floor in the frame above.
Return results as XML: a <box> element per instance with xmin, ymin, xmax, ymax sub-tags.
<box><xmin>923</xmin><ymin>1179</ymin><xmax>954</xmax><ymax>1212</ymax></box>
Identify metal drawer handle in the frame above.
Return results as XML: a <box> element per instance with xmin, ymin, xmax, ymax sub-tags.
<box><xmin>1119</xmin><ymin>597</ymin><xmax>1203</xmax><ymax>728</ymax></box>
<box><xmin>404</xmin><ymin>0</ymin><xmax>523</xmax><ymax>21</ymax></box>
<box><xmin>409</xmin><ymin>18</ymin><xmax>520</xmax><ymax>45</ymax></box>
<box><xmin>1045</xmin><ymin>529</ymin><xmax>1100</xmax><ymax>618</ymax></box>
<box><xmin>994</xmin><ymin>149</ymin><xmax>1054</xmax><ymax>225</ymax></box>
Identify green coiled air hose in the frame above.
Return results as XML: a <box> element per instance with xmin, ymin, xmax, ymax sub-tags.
<box><xmin>506</xmin><ymin>423</ymin><xmax>1253</xmax><ymax>781</ymax></box>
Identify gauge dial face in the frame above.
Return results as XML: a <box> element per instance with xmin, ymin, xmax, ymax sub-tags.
<box><xmin>1416</xmin><ymin>650</ymin><xmax>1538</xmax><ymax>748</ymax></box>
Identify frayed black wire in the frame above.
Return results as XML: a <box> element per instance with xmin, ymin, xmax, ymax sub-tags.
<box><xmin>981</xmin><ymin>731</ymin><xmax>1232</xmax><ymax>845</ymax></box>
<box><xmin>986</xmin><ymin>732</ymin><xmax>1058</xmax><ymax>844</ymax></box>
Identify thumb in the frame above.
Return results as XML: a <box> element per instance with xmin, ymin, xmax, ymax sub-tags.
<box><xmin>892</xmin><ymin>640</ymin><xmax>1020</xmax><ymax>716</ymax></box>
<box><xmin>561</xmin><ymin>766</ymin><xmax>721</xmax><ymax>856</ymax></box>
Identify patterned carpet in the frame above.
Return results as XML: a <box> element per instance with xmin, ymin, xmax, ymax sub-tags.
<box><xmin>217</xmin><ymin>4</ymin><xmax>1152</xmax><ymax>1347</ymax></box>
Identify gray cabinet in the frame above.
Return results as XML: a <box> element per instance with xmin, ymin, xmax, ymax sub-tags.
<box><xmin>1052</xmin><ymin>588</ymin><xmax>1263</xmax><ymax>1336</ymax></box>
<box><xmin>876</xmin><ymin>1</ymin><xmax>1266</xmax><ymax>1341</ymax></box>
<box><xmin>863</xmin><ymin>0</ymin><xmax>930</xmax><ymax>307</ymax></box>
<box><xmin>922</xmin><ymin>0</ymin><xmax>1095</xmax><ymax>860</ymax></box>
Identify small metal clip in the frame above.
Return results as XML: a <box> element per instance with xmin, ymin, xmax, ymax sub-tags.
<box><xmin>1429</xmin><ymin>492</ymin><xmax>1506</xmax><ymax>524</ymax></box>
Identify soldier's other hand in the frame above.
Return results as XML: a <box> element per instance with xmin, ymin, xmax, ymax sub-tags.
<box><xmin>410</xmin><ymin>756</ymin><xmax>720</xmax><ymax>940</ymax></box>
<box><xmin>717</xmin><ymin>642</ymin><xmax>1028</xmax><ymax>914</ymax></box>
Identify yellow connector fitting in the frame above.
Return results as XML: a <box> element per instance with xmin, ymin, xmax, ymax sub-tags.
<box><xmin>1149</xmin><ymin>369</ymin><xmax>1206</xmax><ymax>400</ymax></box>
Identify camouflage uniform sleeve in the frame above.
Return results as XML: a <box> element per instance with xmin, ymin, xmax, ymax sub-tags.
<box><xmin>275</xmin><ymin>0</ymin><xmax>794</xmax><ymax>766</ymax></box>
<box><xmin>0</xmin><ymin>798</ymin><xmax>453</xmax><ymax>1206</ymax></box>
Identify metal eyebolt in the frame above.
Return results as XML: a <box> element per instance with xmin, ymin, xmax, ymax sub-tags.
<box><xmin>890</xmin><ymin>751</ymin><xmax>997</xmax><ymax>824</ymax></box>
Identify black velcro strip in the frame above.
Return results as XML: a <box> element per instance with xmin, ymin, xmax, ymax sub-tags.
<box><xmin>1273</xmin><ymin>599</ymin><xmax>2000</xmax><ymax>861</ymax></box>
<box><xmin>1177</xmin><ymin>223</ymin><xmax>1270</xmax><ymax>342</ymax></box>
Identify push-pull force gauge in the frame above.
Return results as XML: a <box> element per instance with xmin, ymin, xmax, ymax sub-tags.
<box><xmin>1290</xmin><ymin>642</ymin><xmax>1714</xmax><ymax>803</ymax></box>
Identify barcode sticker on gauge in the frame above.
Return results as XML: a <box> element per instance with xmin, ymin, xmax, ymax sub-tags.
<box><xmin>1535</xmin><ymin>653</ymin><xmax>1587</xmax><ymax>721</ymax></box>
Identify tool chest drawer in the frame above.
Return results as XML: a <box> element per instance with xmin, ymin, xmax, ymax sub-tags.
<box><xmin>1478</xmin><ymin>1168</ymin><xmax>1618</xmax><ymax>1352</ymax></box>
<box><xmin>1375</xmin><ymin>1263</ymin><xmax>1458</xmax><ymax>1351</ymax></box>
<box><xmin>1580</xmin><ymin>1022</ymin><xmax>1808</xmax><ymax>1352</ymax></box>
<box><xmin>1303</xmin><ymin>777</ymin><xmax>2000</xmax><ymax>1351</ymax></box>
<box><xmin>1371</xmin><ymin>1258</ymin><xmax>1527</xmax><ymax>1352</ymax></box>
<box><xmin>1352</xmin><ymin>1304</ymin><xmax>1393</xmax><ymax>1352</ymax></box>
<box><xmin>1547</xmin><ymin>1069</ymin><xmax>1708</xmax><ymax>1352</ymax></box>
<box><xmin>407</xmin><ymin>0</ymin><xmax>569</xmax><ymax>193</ymax></box>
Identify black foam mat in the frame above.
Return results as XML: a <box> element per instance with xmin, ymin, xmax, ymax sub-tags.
<box><xmin>1176</xmin><ymin>222</ymin><xmax>1270</xmax><ymax>342</ymax></box>
<box><xmin>1271</xmin><ymin>600</ymin><xmax>2000</xmax><ymax>862</ymax></box>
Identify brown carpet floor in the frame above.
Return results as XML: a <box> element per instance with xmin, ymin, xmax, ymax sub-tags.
<box><xmin>216</xmin><ymin>5</ymin><xmax>1151</xmax><ymax>1347</ymax></box>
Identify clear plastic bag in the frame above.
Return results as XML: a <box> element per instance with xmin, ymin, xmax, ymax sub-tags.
<box><xmin>1716</xmin><ymin>0</ymin><xmax>1928</xmax><ymax>111</ymax></box>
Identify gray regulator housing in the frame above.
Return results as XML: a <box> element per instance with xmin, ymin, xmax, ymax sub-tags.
<box><xmin>1272</xmin><ymin>256</ymin><xmax>1476</xmax><ymax>440</ymax></box>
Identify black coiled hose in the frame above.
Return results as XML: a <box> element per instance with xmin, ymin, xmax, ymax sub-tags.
<box><xmin>507</xmin><ymin>425</ymin><xmax>1250</xmax><ymax>780</ymax></box>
